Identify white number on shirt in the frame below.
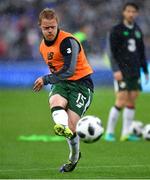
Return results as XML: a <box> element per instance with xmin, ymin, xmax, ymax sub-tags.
<box><xmin>127</xmin><ymin>39</ymin><xmax>136</xmax><ymax>52</ymax></box>
<box><xmin>66</xmin><ymin>48</ymin><xmax>72</xmax><ymax>54</ymax></box>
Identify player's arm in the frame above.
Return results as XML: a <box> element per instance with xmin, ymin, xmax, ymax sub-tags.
<box><xmin>43</xmin><ymin>37</ymin><xmax>79</xmax><ymax>84</ymax></box>
<box><xmin>109</xmin><ymin>27</ymin><xmax>123</xmax><ymax>81</ymax></box>
<box><xmin>138</xmin><ymin>30</ymin><xmax>149</xmax><ymax>82</ymax></box>
<box><xmin>54</xmin><ymin>37</ymin><xmax>80</xmax><ymax>78</ymax></box>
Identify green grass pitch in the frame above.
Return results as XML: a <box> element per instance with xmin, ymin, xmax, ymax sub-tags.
<box><xmin>0</xmin><ymin>88</ymin><xmax>150</xmax><ymax>179</ymax></box>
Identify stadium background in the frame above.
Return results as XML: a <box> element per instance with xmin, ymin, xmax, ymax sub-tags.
<box><xmin>0</xmin><ymin>0</ymin><xmax>150</xmax><ymax>179</ymax></box>
<box><xmin>0</xmin><ymin>0</ymin><xmax>150</xmax><ymax>90</ymax></box>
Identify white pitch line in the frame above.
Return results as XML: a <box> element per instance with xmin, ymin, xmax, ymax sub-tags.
<box><xmin>0</xmin><ymin>164</ymin><xmax>150</xmax><ymax>172</ymax></box>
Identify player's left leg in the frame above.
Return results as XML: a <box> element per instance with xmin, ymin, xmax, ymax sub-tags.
<box><xmin>59</xmin><ymin>82</ymin><xmax>93</xmax><ymax>173</ymax></box>
<box><xmin>105</xmin><ymin>79</ymin><xmax>128</xmax><ymax>141</ymax></box>
<box><xmin>60</xmin><ymin>109</ymin><xmax>81</xmax><ymax>173</ymax></box>
<box><xmin>121</xmin><ymin>90</ymin><xmax>140</xmax><ymax>141</ymax></box>
<box><xmin>105</xmin><ymin>91</ymin><xmax>127</xmax><ymax>141</ymax></box>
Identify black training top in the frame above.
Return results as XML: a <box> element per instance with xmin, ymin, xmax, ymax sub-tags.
<box><xmin>109</xmin><ymin>22</ymin><xmax>148</xmax><ymax>78</ymax></box>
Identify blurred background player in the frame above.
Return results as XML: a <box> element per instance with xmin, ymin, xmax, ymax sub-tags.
<box><xmin>33</xmin><ymin>8</ymin><xmax>94</xmax><ymax>172</ymax></box>
<box><xmin>104</xmin><ymin>2</ymin><xmax>149</xmax><ymax>141</ymax></box>
<box><xmin>73</xmin><ymin>23</ymin><xmax>92</xmax><ymax>55</ymax></box>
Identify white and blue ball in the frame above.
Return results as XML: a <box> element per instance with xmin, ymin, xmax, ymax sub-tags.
<box><xmin>129</xmin><ymin>120</ymin><xmax>144</xmax><ymax>137</ymax></box>
<box><xmin>76</xmin><ymin>115</ymin><xmax>104</xmax><ymax>143</ymax></box>
<box><xmin>142</xmin><ymin>124</ymin><xmax>150</xmax><ymax>141</ymax></box>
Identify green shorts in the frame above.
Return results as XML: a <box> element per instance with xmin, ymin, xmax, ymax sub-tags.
<box><xmin>49</xmin><ymin>81</ymin><xmax>93</xmax><ymax>117</ymax></box>
<box><xmin>114</xmin><ymin>77</ymin><xmax>142</xmax><ymax>92</ymax></box>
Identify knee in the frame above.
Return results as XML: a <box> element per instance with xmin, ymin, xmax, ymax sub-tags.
<box><xmin>127</xmin><ymin>96</ymin><xmax>138</xmax><ymax>107</ymax></box>
<box><xmin>126</xmin><ymin>97</ymin><xmax>136</xmax><ymax>107</ymax></box>
<box><xmin>115</xmin><ymin>99</ymin><xmax>126</xmax><ymax>108</ymax></box>
<box><xmin>115</xmin><ymin>92</ymin><xmax>128</xmax><ymax>108</ymax></box>
<box><xmin>126</xmin><ymin>100</ymin><xmax>135</xmax><ymax>107</ymax></box>
<box><xmin>49</xmin><ymin>96</ymin><xmax>56</xmax><ymax>107</ymax></box>
<box><xmin>49</xmin><ymin>94</ymin><xmax>67</xmax><ymax>108</ymax></box>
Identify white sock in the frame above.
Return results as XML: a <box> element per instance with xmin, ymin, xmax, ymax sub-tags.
<box><xmin>67</xmin><ymin>135</ymin><xmax>80</xmax><ymax>163</ymax></box>
<box><xmin>106</xmin><ymin>106</ymin><xmax>120</xmax><ymax>134</ymax></box>
<box><xmin>122</xmin><ymin>107</ymin><xmax>135</xmax><ymax>136</ymax></box>
<box><xmin>52</xmin><ymin>109</ymin><xmax>68</xmax><ymax>127</ymax></box>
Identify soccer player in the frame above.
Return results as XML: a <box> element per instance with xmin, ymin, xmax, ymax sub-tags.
<box><xmin>104</xmin><ymin>2</ymin><xmax>149</xmax><ymax>141</ymax></box>
<box><xmin>33</xmin><ymin>8</ymin><xmax>94</xmax><ymax>172</ymax></box>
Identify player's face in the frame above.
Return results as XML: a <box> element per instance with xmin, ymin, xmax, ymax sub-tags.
<box><xmin>123</xmin><ymin>6</ymin><xmax>138</xmax><ymax>24</ymax></box>
<box><xmin>40</xmin><ymin>18</ymin><xmax>58</xmax><ymax>41</ymax></box>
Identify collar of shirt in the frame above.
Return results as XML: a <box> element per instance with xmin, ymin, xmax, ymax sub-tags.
<box><xmin>123</xmin><ymin>22</ymin><xmax>134</xmax><ymax>29</ymax></box>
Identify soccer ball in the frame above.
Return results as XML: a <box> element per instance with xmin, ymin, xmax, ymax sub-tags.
<box><xmin>76</xmin><ymin>115</ymin><xmax>104</xmax><ymax>143</ymax></box>
<box><xmin>142</xmin><ymin>124</ymin><xmax>150</xmax><ymax>141</ymax></box>
<box><xmin>129</xmin><ymin>120</ymin><xmax>144</xmax><ymax>137</ymax></box>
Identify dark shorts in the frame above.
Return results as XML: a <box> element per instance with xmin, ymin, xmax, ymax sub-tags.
<box><xmin>49</xmin><ymin>81</ymin><xmax>93</xmax><ymax>117</ymax></box>
<box><xmin>114</xmin><ymin>77</ymin><xmax>142</xmax><ymax>92</ymax></box>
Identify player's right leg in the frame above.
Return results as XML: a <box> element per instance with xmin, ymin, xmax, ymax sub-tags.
<box><xmin>50</xmin><ymin>94</ymin><xmax>73</xmax><ymax>139</ymax></box>
<box><xmin>104</xmin><ymin>80</ymin><xmax>128</xmax><ymax>141</ymax></box>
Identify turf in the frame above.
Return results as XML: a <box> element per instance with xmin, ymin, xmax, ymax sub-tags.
<box><xmin>0</xmin><ymin>88</ymin><xmax>150</xmax><ymax>179</ymax></box>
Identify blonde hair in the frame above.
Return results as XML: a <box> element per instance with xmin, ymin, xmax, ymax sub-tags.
<box><xmin>38</xmin><ymin>8</ymin><xmax>58</xmax><ymax>25</ymax></box>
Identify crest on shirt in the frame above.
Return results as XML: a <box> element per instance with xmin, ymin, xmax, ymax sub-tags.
<box><xmin>135</xmin><ymin>31</ymin><xmax>141</xmax><ymax>39</ymax></box>
<box><xmin>123</xmin><ymin>31</ymin><xmax>129</xmax><ymax>36</ymax></box>
<box><xmin>47</xmin><ymin>52</ymin><xmax>54</xmax><ymax>60</ymax></box>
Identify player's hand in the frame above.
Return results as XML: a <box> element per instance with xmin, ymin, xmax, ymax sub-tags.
<box><xmin>33</xmin><ymin>77</ymin><xmax>44</xmax><ymax>92</ymax></box>
<box><xmin>145</xmin><ymin>74</ymin><xmax>149</xmax><ymax>84</ymax></box>
<box><xmin>113</xmin><ymin>71</ymin><xmax>123</xmax><ymax>81</ymax></box>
